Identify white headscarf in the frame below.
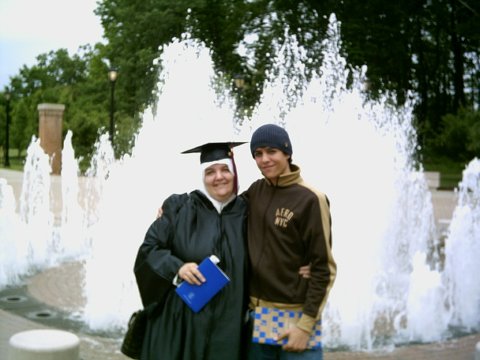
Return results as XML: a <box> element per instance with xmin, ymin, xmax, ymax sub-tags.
<box><xmin>199</xmin><ymin>159</ymin><xmax>236</xmax><ymax>213</ymax></box>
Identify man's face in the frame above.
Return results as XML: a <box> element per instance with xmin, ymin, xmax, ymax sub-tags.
<box><xmin>253</xmin><ymin>147</ymin><xmax>291</xmax><ymax>182</ymax></box>
<box><xmin>203</xmin><ymin>163</ymin><xmax>234</xmax><ymax>202</ymax></box>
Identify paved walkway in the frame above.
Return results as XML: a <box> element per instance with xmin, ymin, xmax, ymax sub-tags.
<box><xmin>1</xmin><ymin>169</ymin><xmax>479</xmax><ymax>359</ymax></box>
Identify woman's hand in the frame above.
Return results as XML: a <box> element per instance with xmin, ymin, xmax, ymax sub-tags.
<box><xmin>298</xmin><ymin>264</ymin><xmax>311</xmax><ymax>279</ymax></box>
<box><xmin>178</xmin><ymin>262</ymin><xmax>206</xmax><ymax>285</ymax></box>
<box><xmin>156</xmin><ymin>207</ymin><xmax>163</xmax><ymax>219</ymax></box>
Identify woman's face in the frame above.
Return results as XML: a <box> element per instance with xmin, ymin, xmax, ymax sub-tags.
<box><xmin>203</xmin><ymin>163</ymin><xmax>234</xmax><ymax>202</ymax></box>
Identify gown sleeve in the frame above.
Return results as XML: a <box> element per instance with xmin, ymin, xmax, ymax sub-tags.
<box><xmin>134</xmin><ymin>193</ymin><xmax>188</xmax><ymax>307</ymax></box>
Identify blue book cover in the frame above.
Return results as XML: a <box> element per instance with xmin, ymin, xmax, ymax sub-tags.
<box><xmin>175</xmin><ymin>255</ymin><xmax>230</xmax><ymax>313</ymax></box>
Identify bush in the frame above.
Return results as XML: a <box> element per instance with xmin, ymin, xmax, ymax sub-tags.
<box><xmin>435</xmin><ymin>109</ymin><xmax>480</xmax><ymax>162</ymax></box>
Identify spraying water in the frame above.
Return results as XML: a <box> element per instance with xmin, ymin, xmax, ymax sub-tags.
<box><xmin>443</xmin><ymin>158</ymin><xmax>480</xmax><ymax>332</ymax></box>
<box><xmin>59</xmin><ymin>130</ymin><xmax>87</xmax><ymax>258</ymax></box>
<box><xmin>244</xmin><ymin>15</ymin><xmax>447</xmax><ymax>350</ymax></box>
<box><xmin>18</xmin><ymin>136</ymin><xmax>55</xmax><ymax>270</ymax></box>
<box><xmin>81</xmin><ymin>35</ymin><xmax>244</xmax><ymax>330</ymax></box>
<box><xmin>0</xmin><ymin>13</ymin><xmax>478</xmax><ymax>351</ymax></box>
<box><xmin>0</xmin><ymin>179</ymin><xmax>29</xmax><ymax>288</ymax></box>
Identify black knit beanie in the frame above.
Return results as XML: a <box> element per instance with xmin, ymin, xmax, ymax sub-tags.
<box><xmin>250</xmin><ymin>124</ymin><xmax>292</xmax><ymax>157</ymax></box>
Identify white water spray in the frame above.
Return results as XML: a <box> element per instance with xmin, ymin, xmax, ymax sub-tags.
<box><xmin>443</xmin><ymin>158</ymin><xmax>480</xmax><ymax>331</ymax></box>
<box><xmin>0</xmin><ymin>179</ymin><xmax>29</xmax><ymax>288</ymax></box>
<box><xmin>81</xmin><ymin>36</ymin><xmax>244</xmax><ymax>330</ymax></box>
<box><xmin>248</xmin><ymin>15</ymin><xmax>442</xmax><ymax>350</ymax></box>
<box><xmin>58</xmin><ymin>130</ymin><xmax>88</xmax><ymax>258</ymax></box>
<box><xmin>18</xmin><ymin>137</ymin><xmax>55</xmax><ymax>269</ymax></box>
<box><xmin>0</xmin><ymin>13</ymin><xmax>478</xmax><ymax>352</ymax></box>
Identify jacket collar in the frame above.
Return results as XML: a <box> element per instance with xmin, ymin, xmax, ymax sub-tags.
<box><xmin>265</xmin><ymin>164</ymin><xmax>302</xmax><ymax>187</ymax></box>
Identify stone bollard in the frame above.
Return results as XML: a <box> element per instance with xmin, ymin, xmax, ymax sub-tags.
<box><xmin>8</xmin><ymin>329</ymin><xmax>80</xmax><ymax>360</ymax></box>
<box><xmin>38</xmin><ymin>103</ymin><xmax>65</xmax><ymax>175</ymax></box>
<box><xmin>475</xmin><ymin>341</ymin><xmax>480</xmax><ymax>360</ymax></box>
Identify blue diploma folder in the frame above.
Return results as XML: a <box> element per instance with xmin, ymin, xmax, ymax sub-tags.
<box><xmin>175</xmin><ymin>255</ymin><xmax>230</xmax><ymax>313</ymax></box>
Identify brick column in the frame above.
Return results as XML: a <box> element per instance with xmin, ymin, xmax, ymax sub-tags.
<box><xmin>38</xmin><ymin>103</ymin><xmax>64</xmax><ymax>174</ymax></box>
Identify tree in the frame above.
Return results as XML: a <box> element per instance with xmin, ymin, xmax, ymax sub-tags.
<box><xmin>4</xmin><ymin>0</ymin><xmax>479</xmax><ymax>168</ymax></box>
<box><xmin>5</xmin><ymin>45</ymin><xmax>134</xmax><ymax>167</ymax></box>
<box><xmin>323</xmin><ymin>0</ymin><xmax>479</xmax><ymax>159</ymax></box>
<box><xmin>95</xmin><ymin>0</ymin><xmax>192</xmax><ymax>115</ymax></box>
<box><xmin>10</xmin><ymin>99</ymin><xmax>32</xmax><ymax>156</ymax></box>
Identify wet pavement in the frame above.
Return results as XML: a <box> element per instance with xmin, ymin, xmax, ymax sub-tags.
<box><xmin>1</xmin><ymin>168</ymin><xmax>479</xmax><ymax>359</ymax></box>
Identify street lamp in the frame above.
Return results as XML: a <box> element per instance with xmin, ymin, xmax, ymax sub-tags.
<box><xmin>233</xmin><ymin>74</ymin><xmax>246</xmax><ymax>118</ymax></box>
<box><xmin>108</xmin><ymin>68</ymin><xmax>118</xmax><ymax>145</ymax></box>
<box><xmin>4</xmin><ymin>90</ymin><xmax>11</xmax><ymax>167</ymax></box>
<box><xmin>233</xmin><ymin>74</ymin><xmax>245</xmax><ymax>90</ymax></box>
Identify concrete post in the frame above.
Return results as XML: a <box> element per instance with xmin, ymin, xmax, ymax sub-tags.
<box><xmin>8</xmin><ymin>329</ymin><xmax>80</xmax><ymax>360</ymax></box>
<box><xmin>38</xmin><ymin>103</ymin><xmax>64</xmax><ymax>175</ymax></box>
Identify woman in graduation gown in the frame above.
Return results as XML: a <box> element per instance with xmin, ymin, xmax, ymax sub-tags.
<box><xmin>134</xmin><ymin>142</ymin><xmax>248</xmax><ymax>360</ymax></box>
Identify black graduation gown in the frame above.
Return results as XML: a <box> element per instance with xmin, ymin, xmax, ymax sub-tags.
<box><xmin>134</xmin><ymin>191</ymin><xmax>248</xmax><ymax>360</ymax></box>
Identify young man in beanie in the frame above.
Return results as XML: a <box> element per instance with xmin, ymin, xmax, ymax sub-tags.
<box><xmin>244</xmin><ymin>124</ymin><xmax>336</xmax><ymax>359</ymax></box>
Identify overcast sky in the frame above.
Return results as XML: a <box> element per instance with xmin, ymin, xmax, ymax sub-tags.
<box><xmin>0</xmin><ymin>0</ymin><xmax>104</xmax><ymax>89</ymax></box>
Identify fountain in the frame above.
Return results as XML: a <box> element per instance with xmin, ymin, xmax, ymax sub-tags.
<box><xmin>0</xmin><ymin>13</ymin><xmax>479</xmax><ymax>352</ymax></box>
<box><xmin>0</xmin><ymin>179</ymin><xmax>29</xmax><ymax>288</ymax></box>
<box><xmin>443</xmin><ymin>158</ymin><xmax>480</xmax><ymax>331</ymax></box>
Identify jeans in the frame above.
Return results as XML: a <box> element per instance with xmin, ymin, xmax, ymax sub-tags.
<box><xmin>248</xmin><ymin>342</ymin><xmax>323</xmax><ymax>360</ymax></box>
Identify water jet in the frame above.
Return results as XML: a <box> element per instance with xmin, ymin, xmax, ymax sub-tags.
<box><xmin>0</xmin><ymin>13</ymin><xmax>478</xmax><ymax>353</ymax></box>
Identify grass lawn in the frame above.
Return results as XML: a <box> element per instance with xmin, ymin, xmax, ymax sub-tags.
<box><xmin>423</xmin><ymin>157</ymin><xmax>465</xmax><ymax>190</ymax></box>
<box><xmin>0</xmin><ymin>158</ymin><xmax>25</xmax><ymax>171</ymax></box>
<box><xmin>0</xmin><ymin>148</ymin><xmax>26</xmax><ymax>171</ymax></box>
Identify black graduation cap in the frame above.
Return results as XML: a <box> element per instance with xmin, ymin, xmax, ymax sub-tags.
<box><xmin>181</xmin><ymin>142</ymin><xmax>246</xmax><ymax>163</ymax></box>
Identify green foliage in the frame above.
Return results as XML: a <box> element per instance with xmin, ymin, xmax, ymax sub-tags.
<box><xmin>0</xmin><ymin>106</ymin><xmax>4</xmax><ymax>150</ymax></box>
<box><xmin>10</xmin><ymin>99</ymin><xmax>34</xmax><ymax>152</ymax></box>
<box><xmin>95</xmin><ymin>0</ymin><xmax>189</xmax><ymax>115</ymax></box>
<box><xmin>422</xmin><ymin>155</ymin><xmax>464</xmax><ymax>190</ymax></box>
<box><xmin>3</xmin><ymin>43</ymin><xmax>142</xmax><ymax>170</ymax></box>
<box><xmin>433</xmin><ymin>109</ymin><xmax>480</xmax><ymax>162</ymax></box>
<box><xmin>67</xmin><ymin>107</ymin><xmax>105</xmax><ymax>162</ymax></box>
<box><xmin>2</xmin><ymin>0</ymin><xmax>479</xmax><ymax>171</ymax></box>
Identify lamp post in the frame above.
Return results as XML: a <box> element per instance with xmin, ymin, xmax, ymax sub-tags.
<box><xmin>4</xmin><ymin>90</ymin><xmax>11</xmax><ymax>167</ymax></box>
<box><xmin>234</xmin><ymin>74</ymin><xmax>245</xmax><ymax>90</ymax></box>
<box><xmin>233</xmin><ymin>74</ymin><xmax>246</xmax><ymax>118</ymax></box>
<box><xmin>108</xmin><ymin>68</ymin><xmax>118</xmax><ymax>145</ymax></box>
